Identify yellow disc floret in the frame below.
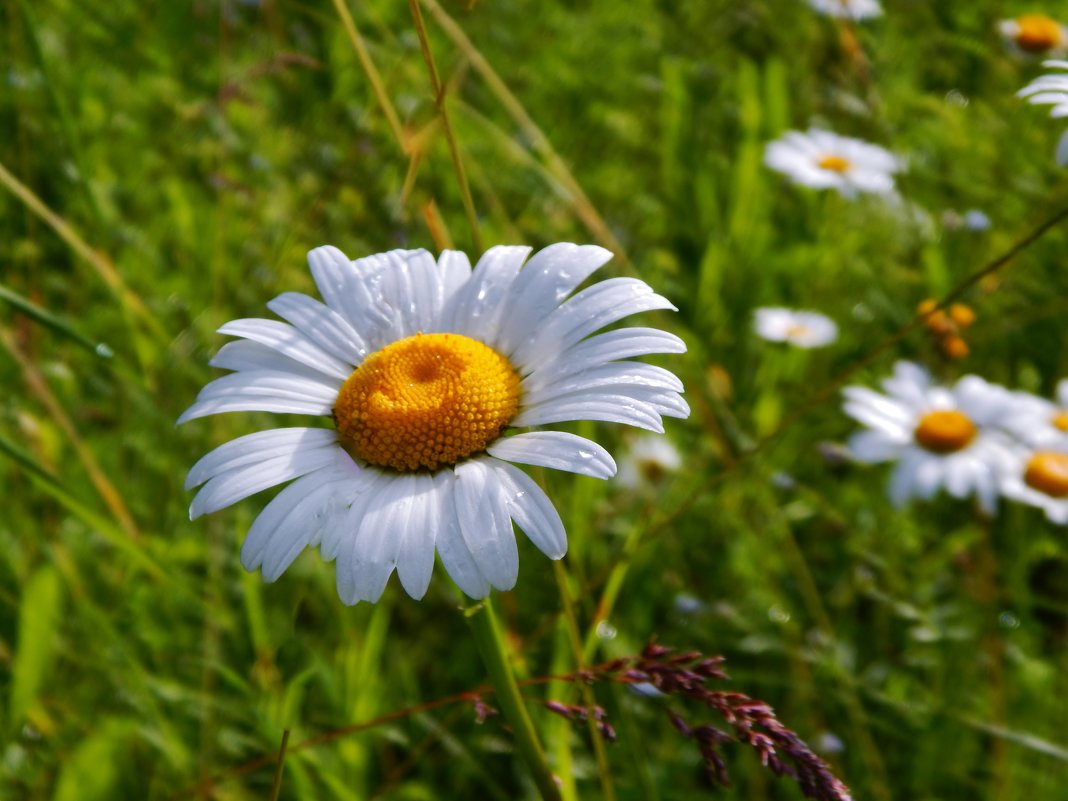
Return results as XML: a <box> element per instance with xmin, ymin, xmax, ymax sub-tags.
<box><xmin>1052</xmin><ymin>411</ymin><xmax>1068</xmax><ymax>433</ymax></box>
<box><xmin>817</xmin><ymin>154</ymin><xmax>851</xmax><ymax>173</ymax></box>
<box><xmin>334</xmin><ymin>333</ymin><xmax>520</xmax><ymax>472</ymax></box>
<box><xmin>914</xmin><ymin>410</ymin><xmax>977</xmax><ymax>454</ymax></box>
<box><xmin>1014</xmin><ymin>15</ymin><xmax>1064</xmax><ymax>53</ymax></box>
<box><xmin>1025</xmin><ymin>451</ymin><xmax>1068</xmax><ymax>498</ymax></box>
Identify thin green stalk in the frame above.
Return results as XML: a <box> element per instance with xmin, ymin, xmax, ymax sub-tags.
<box><xmin>407</xmin><ymin>0</ymin><xmax>483</xmax><ymax>252</ymax></box>
<box><xmin>465</xmin><ymin>598</ymin><xmax>561</xmax><ymax>801</ymax></box>
<box><xmin>269</xmin><ymin>729</ymin><xmax>290</xmax><ymax>801</ymax></box>
<box><xmin>329</xmin><ymin>0</ymin><xmax>407</xmax><ymax>151</ymax></box>
<box><xmin>553</xmin><ymin>561</ymin><xmax>617</xmax><ymax>801</ymax></box>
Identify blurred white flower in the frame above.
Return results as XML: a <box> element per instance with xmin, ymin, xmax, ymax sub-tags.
<box><xmin>1017</xmin><ymin>60</ymin><xmax>1068</xmax><ymax>166</ymax></box>
<box><xmin>181</xmin><ymin>244</ymin><xmax>688</xmax><ymax>604</ymax></box>
<box><xmin>617</xmin><ymin>434</ymin><xmax>682</xmax><ymax>488</ymax></box>
<box><xmin>755</xmin><ymin>307</ymin><xmax>839</xmax><ymax>349</ymax></box>
<box><xmin>998</xmin><ymin>15</ymin><xmax>1068</xmax><ymax>57</ymax></box>
<box><xmin>1003</xmin><ymin>382</ymin><xmax>1068</xmax><ymax>450</ymax></box>
<box><xmin>999</xmin><ymin>445</ymin><xmax>1068</xmax><ymax>524</ymax></box>
<box><xmin>807</xmin><ymin>0</ymin><xmax>882</xmax><ymax>21</ymax></box>
<box><xmin>843</xmin><ymin>361</ymin><xmax>1014</xmax><ymax>513</ymax></box>
<box><xmin>764</xmin><ymin>129</ymin><xmax>901</xmax><ymax>198</ymax></box>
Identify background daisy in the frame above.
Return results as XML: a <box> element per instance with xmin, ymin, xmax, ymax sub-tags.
<box><xmin>843</xmin><ymin>361</ymin><xmax>1013</xmax><ymax>512</ymax></box>
<box><xmin>754</xmin><ymin>307</ymin><xmax>839</xmax><ymax>348</ymax></box>
<box><xmin>764</xmin><ymin>128</ymin><xmax>902</xmax><ymax>198</ymax></box>
<box><xmin>999</xmin><ymin>15</ymin><xmax>1068</xmax><ymax>57</ymax></box>
<box><xmin>1018</xmin><ymin>60</ymin><xmax>1068</xmax><ymax>165</ymax></box>
<box><xmin>807</xmin><ymin>0</ymin><xmax>883</xmax><ymax>21</ymax></box>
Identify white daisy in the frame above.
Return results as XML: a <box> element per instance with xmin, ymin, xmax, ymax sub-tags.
<box><xmin>764</xmin><ymin>129</ymin><xmax>901</xmax><ymax>198</ymax></box>
<box><xmin>1017</xmin><ymin>60</ymin><xmax>1068</xmax><ymax>166</ymax></box>
<box><xmin>998</xmin><ymin>444</ymin><xmax>1068</xmax><ymax>524</ymax></box>
<box><xmin>807</xmin><ymin>0</ymin><xmax>883</xmax><ymax>21</ymax></box>
<box><xmin>843</xmin><ymin>361</ymin><xmax>1013</xmax><ymax>513</ymax></box>
<box><xmin>754</xmin><ymin>307</ymin><xmax>839</xmax><ymax>349</ymax></box>
<box><xmin>1002</xmin><ymin>382</ymin><xmax>1068</xmax><ymax>450</ymax></box>
<box><xmin>998</xmin><ymin>15</ymin><xmax>1068</xmax><ymax>57</ymax></box>
<box><xmin>181</xmin><ymin>244</ymin><xmax>688</xmax><ymax>604</ymax></box>
<box><xmin>617</xmin><ymin>434</ymin><xmax>682</xmax><ymax>489</ymax></box>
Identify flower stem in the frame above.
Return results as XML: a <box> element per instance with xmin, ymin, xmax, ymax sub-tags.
<box><xmin>466</xmin><ymin>597</ymin><xmax>561</xmax><ymax>801</ymax></box>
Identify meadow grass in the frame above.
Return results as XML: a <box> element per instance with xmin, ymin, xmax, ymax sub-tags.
<box><xmin>3</xmin><ymin>0</ymin><xmax>1068</xmax><ymax>798</ymax></box>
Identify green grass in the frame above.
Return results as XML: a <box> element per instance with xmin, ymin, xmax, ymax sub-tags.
<box><xmin>3</xmin><ymin>0</ymin><xmax>1068</xmax><ymax>798</ymax></box>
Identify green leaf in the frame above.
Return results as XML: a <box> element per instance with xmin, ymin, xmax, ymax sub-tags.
<box><xmin>9</xmin><ymin>564</ymin><xmax>64</xmax><ymax>728</ymax></box>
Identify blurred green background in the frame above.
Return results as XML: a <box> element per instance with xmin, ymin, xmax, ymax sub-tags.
<box><xmin>3</xmin><ymin>0</ymin><xmax>1068</xmax><ymax>798</ymax></box>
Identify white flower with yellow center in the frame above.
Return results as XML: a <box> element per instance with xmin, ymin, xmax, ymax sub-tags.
<box><xmin>181</xmin><ymin>244</ymin><xmax>688</xmax><ymax>604</ymax></box>
<box><xmin>998</xmin><ymin>445</ymin><xmax>1068</xmax><ymax>523</ymax></box>
<box><xmin>843</xmin><ymin>361</ymin><xmax>1013</xmax><ymax>513</ymax></box>
<box><xmin>764</xmin><ymin>129</ymin><xmax>901</xmax><ymax>199</ymax></box>
<box><xmin>807</xmin><ymin>0</ymin><xmax>883</xmax><ymax>21</ymax></box>
<box><xmin>1003</xmin><ymin>383</ymin><xmax>1068</xmax><ymax>450</ymax></box>
<box><xmin>1017</xmin><ymin>60</ymin><xmax>1068</xmax><ymax>166</ymax></box>
<box><xmin>617</xmin><ymin>434</ymin><xmax>682</xmax><ymax>489</ymax></box>
<box><xmin>998</xmin><ymin>15</ymin><xmax>1068</xmax><ymax>57</ymax></box>
<box><xmin>754</xmin><ymin>307</ymin><xmax>839</xmax><ymax>349</ymax></box>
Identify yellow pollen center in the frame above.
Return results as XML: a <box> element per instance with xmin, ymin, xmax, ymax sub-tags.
<box><xmin>914</xmin><ymin>410</ymin><xmax>977</xmax><ymax>453</ymax></box>
<box><xmin>333</xmin><ymin>332</ymin><xmax>520</xmax><ymax>472</ymax></box>
<box><xmin>1052</xmin><ymin>411</ymin><xmax>1068</xmax><ymax>433</ymax></box>
<box><xmin>1015</xmin><ymin>15</ymin><xmax>1064</xmax><ymax>52</ymax></box>
<box><xmin>817</xmin><ymin>154</ymin><xmax>851</xmax><ymax>173</ymax></box>
<box><xmin>1024</xmin><ymin>451</ymin><xmax>1068</xmax><ymax>498</ymax></box>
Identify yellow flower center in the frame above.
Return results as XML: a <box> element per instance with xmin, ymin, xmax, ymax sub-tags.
<box><xmin>1015</xmin><ymin>15</ymin><xmax>1064</xmax><ymax>53</ymax></box>
<box><xmin>817</xmin><ymin>154</ymin><xmax>851</xmax><ymax>173</ymax></box>
<box><xmin>1052</xmin><ymin>411</ymin><xmax>1068</xmax><ymax>433</ymax></box>
<box><xmin>1024</xmin><ymin>451</ymin><xmax>1068</xmax><ymax>498</ymax></box>
<box><xmin>914</xmin><ymin>410</ymin><xmax>977</xmax><ymax>453</ymax></box>
<box><xmin>334</xmin><ymin>333</ymin><xmax>520</xmax><ymax>472</ymax></box>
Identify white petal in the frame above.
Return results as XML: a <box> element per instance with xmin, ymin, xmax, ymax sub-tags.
<box><xmin>348</xmin><ymin>474</ymin><xmax>413</xmax><ymax>602</ymax></box>
<box><xmin>522</xmin><ymin>384</ymin><xmax>689</xmax><ymax>420</ymax></box>
<box><xmin>1057</xmin><ymin>129</ymin><xmax>1068</xmax><ymax>167</ymax></box>
<box><xmin>521</xmin><ymin>328</ymin><xmax>687</xmax><ymax>390</ymax></box>
<box><xmin>512</xmin><ymin>278</ymin><xmax>677</xmax><ymax>374</ymax></box>
<box><xmin>433</xmin><ymin>470</ymin><xmax>490</xmax><ymax>599</ymax></box>
<box><xmin>522</xmin><ymin>361</ymin><xmax>684</xmax><ymax>401</ymax></box>
<box><xmin>177</xmin><ymin>370</ymin><xmax>339</xmax><ymax>424</ymax></box>
<box><xmin>495</xmin><ymin>244</ymin><xmax>613</xmax><ymax>356</ymax></box>
<box><xmin>242</xmin><ymin>457</ymin><xmax>358</xmax><ymax>580</ymax></box>
<box><xmin>394</xmin><ymin>472</ymin><xmax>441</xmax><ymax>600</ymax></box>
<box><xmin>398</xmin><ymin>249</ymin><xmax>445</xmax><ymax>335</ymax></box>
<box><xmin>913</xmin><ymin>457</ymin><xmax>943</xmax><ymax>500</ymax></box>
<box><xmin>454</xmin><ymin>459</ymin><xmax>519</xmax><ymax>591</ymax></box>
<box><xmin>487</xmin><ymin>431</ymin><xmax>616</xmax><ymax>479</ymax></box>
<box><xmin>209</xmin><ymin>340</ymin><xmax>334</xmax><ymax>381</ymax></box>
<box><xmin>847</xmin><ymin>430</ymin><xmax>905</xmax><ymax>463</ymax></box>
<box><xmin>185</xmin><ymin>427</ymin><xmax>338</xmax><ymax>489</ymax></box>
<box><xmin>267</xmin><ymin>292</ymin><xmax>367</xmax><ymax>365</ymax></box>
<box><xmin>321</xmin><ymin>470</ymin><xmax>386</xmax><ymax>562</ymax></box>
<box><xmin>218</xmin><ymin>318</ymin><xmax>352</xmax><ymax>380</ymax></box>
<box><xmin>437</xmin><ymin>250</ymin><xmax>473</xmax><ymax>306</ymax></box>
<box><xmin>512</xmin><ymin>394</ymin><xmax>665</xmax><ymax>432</ymax></box>
<box><xmin>440</xmin><ymin>246</ymin><xmax>531</xmax><ymax>343</ymax></box>
<box><xmin>308</xmin><ymin>246</ymin><xmax>393</xmax><ymax>345</ymax></box>
<box><xmin>189</xmin><ymin>442</ymin><xmax>341</xmax><ymax>518</ymax></box>
<box><xmin>487</xmin><ymin>458</ymin><xmax>568</xmax><ymax>559</ymax></box>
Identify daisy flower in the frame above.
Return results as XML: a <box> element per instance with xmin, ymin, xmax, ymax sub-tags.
<box><xmin>1017</xmin><ymin>60</ymin><xmax>1068</xmax><ymax>166</ymax></box>
<box><xmin>843</xmin><ymin>361</ymin><xmax>1013</xmax><ymax>513</ymax></box>
<box><xmin>764</xmin><ymin>129</ymin><xmax>901</xmax><ymax>198</ymax></box>
<box><xmin>181</xmin><ymin>244</ymin><xmax>688</xmax><ymax>604</ymax></box>
<box><xmin>1002</xmin><ymin>382</ymin><xmax>1068</xmax><ymax>450</ymax></box>
<box><xmin>754</xmin><ymin>307</ymin><xmax>839</xmax><ymax>349</ymax></box>
<box><xmin>998</xmin><ymin>15</ymin><xmax>1068</xmax><ymax>57</ymax></box>
<box><xmin>617</xmin><ymin>434</ymin><xmax>682</xmax><ymax>489</ymax></box>
<box><xmin>806</xmin><ymin>0</ymin><xmax>883</xmax><ymax>21</ymax></box>
<box><xmin>998</xmin><ymin>443</ymin><xmax>1068</xmax><ymax>523</ymax></box>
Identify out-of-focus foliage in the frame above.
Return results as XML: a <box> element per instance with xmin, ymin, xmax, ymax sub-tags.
<box><xmin>2</xmin><ymin>0</ymin><xmax>1068</xmax><ymax>799</ymax></box>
